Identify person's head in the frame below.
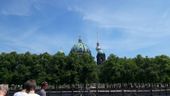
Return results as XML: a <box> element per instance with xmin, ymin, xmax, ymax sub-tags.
<box><xmin>25</xmin><ymin>79</ymin><xmax>36</xmax><ymax>93</ymax></box>
<box><xmin>41</xmin><ymin>81</ymin><xmax>48</xmax><ymax>89</ymax></box>
<box><xmin>22</xmin><ymin>81</ymin><xmax>29</xmax><ymax>90</ymax></box>
<box><xmin>0</xmin><ymin>84</ymin><xmax>8</xmax><ymax>96</ymax></box>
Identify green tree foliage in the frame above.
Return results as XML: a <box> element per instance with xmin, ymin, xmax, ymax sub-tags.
<box><xmin>0</xmin><ymin>52</ymin><xmax>170</xmax><ymax>86</ymax></box>
<box><xmin>99</xmin><ymin>54</ymin><xmax>170</xmax><ymax>84</ymax></box>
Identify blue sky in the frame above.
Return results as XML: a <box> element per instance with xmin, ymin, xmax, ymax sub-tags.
<box><xmin>0</xmin><ymin>0</ymin><xmax>170</xmax><ymax>57</ymax></box>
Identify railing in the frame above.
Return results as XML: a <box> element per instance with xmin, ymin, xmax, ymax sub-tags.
<box><xmin>8</xmin><ymin>83</ymin><xmax>170</xmax><ymax>96</ymax></box>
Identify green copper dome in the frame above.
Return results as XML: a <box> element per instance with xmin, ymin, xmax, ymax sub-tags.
<box><xmin>70</xmin><ymin>38</ymin><xmax>91</xmax><ymax>54</ymax></box>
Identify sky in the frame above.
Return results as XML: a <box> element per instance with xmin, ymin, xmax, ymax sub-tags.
<box><xmin>0</xmin><ymin>0</ymin><xmax>170</xmax><ymax>57</ymax></box>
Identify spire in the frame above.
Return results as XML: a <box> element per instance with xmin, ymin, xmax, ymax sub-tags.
<box><xmin>97</xmin><ymin>31</ymin><xmax>99</xmax><ymax>43</ymax></box>
<box><xmin>96</xmin><ymin>32</ymin><xmax>101</xmax><ymax>52</ymax></box>
<box><xmin>78</xmin><ymin>35</ymin><xmax>82</xmax><ymax>43</ymax></box>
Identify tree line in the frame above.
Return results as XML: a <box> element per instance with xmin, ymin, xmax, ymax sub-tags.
<box><xmin>0</xmin><ymin>51</ymin><xmax>170</xmax><ymax>87</ymax></box>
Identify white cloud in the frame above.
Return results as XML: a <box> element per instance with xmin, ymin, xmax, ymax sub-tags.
<box><xmin>70</xmin><ymin>2</ymin><xmax>170</xmax><ymax>54</ymax></box>
<box><xmin>1</xmin><ymin>0</ymin><xmax>170</xmax><ymax>57</ymax></box>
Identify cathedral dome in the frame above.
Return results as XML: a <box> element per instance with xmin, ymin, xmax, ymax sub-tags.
<box><xmin>70</xmin><ymin>38</ymin><xmax>91</xmax><ymax>54</ymax></box>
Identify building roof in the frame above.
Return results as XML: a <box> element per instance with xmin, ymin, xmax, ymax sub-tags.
<box><xmin>70</xmin><ymin>38</ymin><xmax>91</xmax><ymax>54</ymax></box>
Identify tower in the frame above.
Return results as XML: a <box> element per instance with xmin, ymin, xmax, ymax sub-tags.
<box><xmin>96</xmin><ymin>32</ymin><xmax>106</xmax><ymax>65</ymax></box>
